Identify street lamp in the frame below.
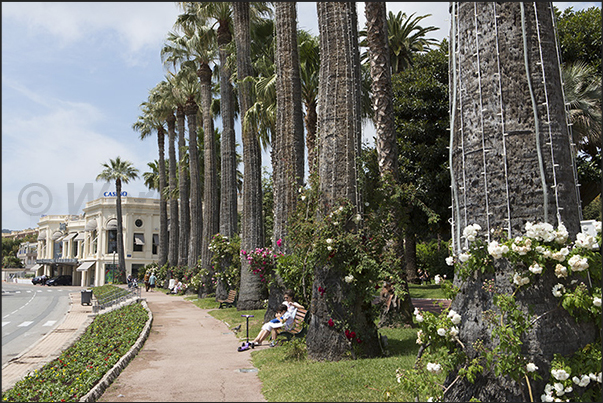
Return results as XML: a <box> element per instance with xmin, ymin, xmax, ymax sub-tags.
<box><xmin>112</xmin><ymin>251</ymin><xmax>116</xmax><ymax>284</ymax></box>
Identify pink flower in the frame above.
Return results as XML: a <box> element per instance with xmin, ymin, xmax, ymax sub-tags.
<box><xmin>277</xmin><ymin>238</ymin><xmax>282</xmax><ymax>247</ymax></box>
<box><xmin>241</xmin><ymin>250</ymin><xmax>246</xmax><ymax>255</ymax></box>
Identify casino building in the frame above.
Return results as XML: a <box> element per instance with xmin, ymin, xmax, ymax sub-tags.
<box><xmin>32</xmin><ymin>196</ymin><xmax>161</xmax><ymax>287</ymax></box>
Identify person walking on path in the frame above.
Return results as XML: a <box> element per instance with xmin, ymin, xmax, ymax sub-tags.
<box><xmin>144</xmin><ymin>271</ymin><xmax>150</xmax><ymax>292</ymax></box>
<box><xmin>97</xmin><ymin>290</ymin><xmax>265</xmax><ymax>402</ymax></box>
<box><xmin>148</xmin><ymin>272</ymin><xmax>156</xmax><ymax>292</ymax></box>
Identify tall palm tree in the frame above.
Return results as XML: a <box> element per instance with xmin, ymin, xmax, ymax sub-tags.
<box><xmin>133</xmin><ymin>99</ymin><xmax>170</xmax><ymax>267</ymax></box>
<box><xmin>96</xmin><ymin>157</ymin><xmax>139</xmax><ymax>280</ymax></box>
<box><xmin>233</xmin><ymin>1</ymin><xmax>266</xmax><ymax>310</ymax></box>
<box><xmin>154</xmin><ymin>81</ymin><xmax>179</xmax><ymax>268</ymax></box>
<box><xmin>264</xmin><ymin>1</ymin><xmax>306</xmax><ymax>320</ymax></box>
<box><xmin>307</xmin><ymin>2</ymin><xmax>381</xmax><ymax>361</ymax></box>
<box><xmin>364</xmin><ymin>1</ymin><xmax>414</xmax><ymax>326</ymax></box>
<box><xmin>178</xmin><ymin>2</ymin><xmax>239</xmax><ymax>246</ymax></box>
<box><xmin>170</xmin><ymin>15</ymin><xmax>220</xmax><ymax>295</ymax></box>
<box><xmin>446</xmin><ymin>3</ymin><xmax>596</xmax><ymax>400</ymax></box>
<box><xmin>298</xmin><ymin>29</ymin><xmax>320</xmax><ymax>179</ymax></box>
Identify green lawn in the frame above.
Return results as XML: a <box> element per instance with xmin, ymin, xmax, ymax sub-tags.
<box><xmin>408</xmin><ymin>283</ymin><xmax>446</xmax><ymax>299</ymax></box>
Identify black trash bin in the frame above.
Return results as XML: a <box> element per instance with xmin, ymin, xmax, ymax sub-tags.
<box><xmin>81</xmin><ymin>289</ymin><xmax>93</xmax><ymax>305</ymax></box>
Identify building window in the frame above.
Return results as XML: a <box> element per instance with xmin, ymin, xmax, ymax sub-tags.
<box><xmin>135</xmin><ymin>219</ymin><xmax>143</xmax><ymax>228</ymax></box>
<box><xmin>133</xmin><ymin>233</ymin><xmax>145</xmax><ymax>252</ymax></box>
<box><xmin>107</xmin><ymin>230</ymin><xmax>117</xmax><ymax>254</ymax></box>
<box><xmin>152</xmin><ymin>234</ymin><xmax>159</xmax><ymax>255</ymax></box>
<box><xmin>54</xmin><ymin>241</ymin><xmax>62</xmax><ymax>259</ymax></box>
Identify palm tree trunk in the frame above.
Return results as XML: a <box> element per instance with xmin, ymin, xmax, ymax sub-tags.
<box><xmin>216</xmin><ymin>21</ymin><xmax>237</xmax><ymax>301</ymax></box>
<box><xmin>185</xmin><ymin>99</ymin><xmax>203</xmax><ymax>269</ymax></box>
<box><xmin>115</xmin><ymin>178</ymin><xmax>126</xmax><ymax>280</ymax></box>
<box><xmin>233</xmin><ymin>1</ymin><xmax>265</xmax><ymax>310</ymax></box>
<box><xmin>167</xmin><ymin>113</ymin><xmax>179</xmax><ymax>268</ymax></box>
<box><xmin>365</xmin><ymin>1</ymin><xmax>414</xmax><ymax>325</ymax></box>
<box><xmin>157</xmin><ymin>127</ymin><xmax>168</xmax><ymax>267</ymax></box>
<box><xmin>307</xmin><ymin>2</ymin><xmax>380</xmax><ymax>361</ymax></box>
<box><xmin>177</xmin><ymin>105</ymin><xmax>190</xmax><ymax>267</ymax></box>
<box><xmin>446</xmin><ymin>3</ymin><xmax>594</xmax><ymax>401</ymax></box>
<box><xmin>266</xmin><ymin>1</ymin><xmax>305</xmax><ymax>320</ymax></box>
<box><xmin>198</xmin><ymin>62</ymin><xmax>219</xmax><ymax>296</ymax></box>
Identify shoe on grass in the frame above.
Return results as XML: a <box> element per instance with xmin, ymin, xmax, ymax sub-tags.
<box><xmin>269</xmin><ymin>341</ymin><xmax>278</xmax><ymax>347</ymax></box>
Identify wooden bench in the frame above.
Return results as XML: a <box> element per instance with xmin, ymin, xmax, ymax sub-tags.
<box><xmin>277</xmin><ymin>307</ymin><xmax>309</xmax><ymax>341</ymax></box>
<box><xmin>218</xmin><ymin>290</ymin><xmax>237</xmax><ymax>309</ymax></box>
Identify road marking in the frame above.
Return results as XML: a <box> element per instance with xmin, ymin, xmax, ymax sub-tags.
<box><xmin>15</xmin><ymin>291</ymin><xmax>21</xmax><ymax>294</ymax></box>
<box><xmin>42</xmin><ymin>320</ymin><xmax>57</xmax><ymax>327</ymax></box>
<box><xmin>2</xmin><ymin>322</ymin><xmax>9</xmax><ymax>327</ymax></box>
<box><xmin>18</xmin><ymin>321</ymin><xmax>33</xmax><ymax>327</ymax></box>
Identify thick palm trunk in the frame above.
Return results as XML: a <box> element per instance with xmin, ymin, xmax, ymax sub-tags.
<box><xmin>307</xmin><ymin>2</ymin><xmax>380</xmax><ymax>361</ymax></box>
<box><xmin>157</xmin><ymin>128</ymin><xmax>168</xmax><ymax>267</ymax></box>
<box><xmin>266</xmin><ymin>1</ymin><xmax>305</xmax><ymax>320</ymax></box>
<box><xmin>185</xmin><ymin>99</ymin><xmax>203</xmax><ymax>269</ymax></box>
<box><xmin>217</xmin><ymin>20</ymin><xmax>238</xmax><ymax>300</ymax></box>
<box><xmin>199</xmin><ymin>63</ymin><xmax>219</xmax><ymax>296</ymax></box>
<box><xmin>167</xmin><ymin>114</ymin><xmax>179</xmax><ymax>269</ymax></box>
<box><xmin>365</xmin><ymin>1</ymin><xmax>414</xmax><ymax>325</ymax></box>
<box><xmin>446</xmin><ymin>3</ymin><xmax>595</xmax><ymax>401</ymax></box>
<box><xmin>115</xmin><ymin>178</ymin><xmax>126</xmax><ymax>281</ymax></box>
<box><xmin>233</xmin><ymin>2</ymin><xmax>265</xmax><ymax>310</ymax></box>
<box><xmin>177</xmin><ymin>105</ymin><xmax>189</xmax><ymax>267</ymax></box>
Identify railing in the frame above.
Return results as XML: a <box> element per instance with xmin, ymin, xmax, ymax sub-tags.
<box><xmin>92</xmin><ymin>285</ymin><xmax>142</xmax><ymax>313</ymax></box>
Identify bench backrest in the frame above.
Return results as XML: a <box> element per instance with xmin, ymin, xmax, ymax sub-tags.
<box><xmin>290</xmin><ymin>308</ymin><xmax>307</xmax><ymax>333</ymax></box>
<box><xmin>226</xmin><ymin>290</ymin><xmax>237</xmax><ymax>302</ymax></box>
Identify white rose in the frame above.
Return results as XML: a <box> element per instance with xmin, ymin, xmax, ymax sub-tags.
<box><xmin>437</xmin><ymin>328</ymin><xmax>446</xmax><ymax>337</ymax></box>
<box><xmin>449</xmin><ymin>326</ymin><xmax>459</xmax><ymax>337</ymax></box>
<box><xmin>529</xmin><ymin>262</ymin><xmax>543</xmax><ymax>274</ymax></box>
<box><xmin>434</xmin><ymin>275</ymin><xmax>442</xmax><ymax>285</ymax></box>
<box><xmin>415</xmin><ymin>314</ymin><xmax>424</xmax><ymax>323</ymax></box>
<box><xmin>459</xmin><ymin>252</ymin><xmax>471</xmax><ymax>263</ymax></box>
<box><xmin>344</xmin><ymin>274</ymin><xmax>354</xmax><ymax>283</ymax></box>
<box><xmin>593</xmin><ymin>297</ymin><xmax>601</xmax><ymax>307</ymax></box>
<box><xmin>451</xmin><ymin>314</ymin><xmax>462</xmax><ymax>325</ymax></box>
<box><xmin>326</xmin><ymin>238</ymin><xmax>333</xmax><ymax>244</ymax></box>
<box><xmin>527</xmin><ymin>363</ymin><xmax>538</xmax><ymax>372</ymax></box>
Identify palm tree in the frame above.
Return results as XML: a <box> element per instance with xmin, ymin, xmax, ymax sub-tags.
<box><xmin>561</xmin><ymin>61</ymin><xmax>601</xmax><ymax>207</ymax></box>
<box><xmin>96</xmin><ymin>157</ymin><xmax>139</xmax><ymax>280</ymax></box>
<box><xmin>133</xmin><ymin>98</ymin><xmax>170</xmax><ymax>267</ymax></box>
<box><xmin>298</xmin><ymin>29</ymin><xmax>320</xmax><ymax>179</ymax></box>
<box><xmin>178</xmin><ymin>2</ymin><xmax>239</xmax><ymax>246</ymax></box>
<box><xmin>233</xmin><ymin>2</ymin><xmax>266</xmax><ymax>310</ymax></box>
<box><xmin>306</xmin><ymin>2</ymin><xmax>381</xmax><ymax>361</ymax></box>
<box><xmin>382</xmin><ymin>10</ymin><xmax>439</xmax><ymax>74</ymax></box>
<box><xmin>446</xmin><ymin>3</ymin><xmax>596</xmax><ymax>400</ymax></box>
<box><xmin>154</xmin><ymin>81</ymin><xmax>179</xmax><ymax>269</ymax></box>
<box><xmin>264</xmin><ymin>1</ymin><xmax>305</xmax><ymax>320</ymax></box>
<box><xmin>364</xmin><ymin>1</ymin><xmax>415</xmax><ymax>327</ymax></box>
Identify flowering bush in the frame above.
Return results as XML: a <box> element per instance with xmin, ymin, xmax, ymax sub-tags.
<box><xmin>209</xmin><ymin>233</ymin><xmax>241</xmax><ymax>291</ymax></box>
<box><xmin>1</xmin><ymin>302</ymin><xmax>148</xmax><ymax>402</ymax></box>
<box><xmin>392</xmin><ymin>220</ymin><xmax>601</xmax><ymax>402</ymax></box>
<box><xmin>240</xmin><ymin>245</ymin><xmax>283</xmax><ymax>285</ymax></box>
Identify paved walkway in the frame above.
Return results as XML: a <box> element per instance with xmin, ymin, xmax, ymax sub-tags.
<box><xmin>96</xmin><ymin>289</ymin><xmax>265</xmax><ymax>402</ymax></box>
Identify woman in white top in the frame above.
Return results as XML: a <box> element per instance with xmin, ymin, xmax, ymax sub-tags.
<box><xmin>251</xmin><ymin>289</ymin><xmax>304</xmax><ymax>347</ymax></box>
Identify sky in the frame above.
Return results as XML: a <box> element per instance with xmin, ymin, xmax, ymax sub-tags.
<box><xmin>2</xmin><ymin>2</ymin><xmax>597</xmax><ymax>231</ymax></box>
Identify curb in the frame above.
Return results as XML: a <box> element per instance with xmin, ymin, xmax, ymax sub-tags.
<box><xmin>79</xmin><ymin>299</ymin><xmax>153</xmax><ymax>402</ymax></box>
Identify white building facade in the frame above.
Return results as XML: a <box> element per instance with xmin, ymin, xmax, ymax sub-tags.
<box><xmin>34</xmin><ymin>196</ymin><xmax>161</xmax><ymax>287</ymax></box>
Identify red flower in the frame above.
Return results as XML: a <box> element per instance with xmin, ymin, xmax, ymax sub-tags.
<box><xmin>318</xmin><ymin>286</ymin><xmax>326</xmax><ymax>296</ymax></box>
<box><xmin>356</xmin><ymin>338</ymin><xmax>362</xmax><ymax>344</ymax></box>
<box><xmin>345</xmin><ymin>329</ymin><xmax>351</xmax><ymax>338</ymax></box>
<box><xmin>328</xmin><ymin>318</ymin><xmax>334</xmax><ymax>327</ymax></box>
<box><xmin>350</xmin><ymin>331</ymin><xmax>356</xmax><ymax>339</ymax></box>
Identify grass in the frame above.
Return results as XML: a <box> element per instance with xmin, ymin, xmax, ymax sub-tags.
<box><xmin>408</xmin><ymin>283</ymin><xmax>446</xmax><ymax>299</ymax></box>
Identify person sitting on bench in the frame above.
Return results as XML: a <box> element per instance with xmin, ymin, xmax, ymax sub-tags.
<box><xmin>251</xmin><ymin>289</ymin><xmax>304</xmax><ymax>347</ymax></box>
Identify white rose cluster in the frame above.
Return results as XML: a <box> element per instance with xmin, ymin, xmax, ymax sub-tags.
<box><xmin>511</xmin><ymin>237</ymin><xmax>532</xmax><ymax>255</ymax></box>
<box><xmin>426</xmin><ymin>362</ymin><xmax>442</xmax><ymax>374</ymax></box>
<box><xmin>447</xmin><ymin>309</ymin><xmax>462</xmax><ymax>325</ymax></box>
<box><xmin>567</xmin><ymin>255</ymin><xmax>589</xmax><ymax>272</ymax></box>
<box><xmin>463</xmin><ymin>223</ymin><xmax>481</xmax><ymax>242</ymax></box>
<box><xmin>488</xmin><ymin>240</ymin><xmax>509</xmax><ymax>259</ymax></box>
<box><xmin>551</xmin><ymin>368</ymin><xmax>570</xmax><ymax>381</ymax></box>
<box><xmin>413</xmin><ymin>308</ymin><xmax>424</xmax><ymax>323</ymax></box>
<box><xmin>554</xmin><ymin>264</ymin><xmax>568</xmax><ymax>278</ymax></box>
<box><xmin>528</xmin><ymin>262</ymin><xmax>543</xmax><ymax>274</ymax></box>
<box><xmin>552</xmin><ymin>283</ymin><xmax>566</xmax><ymax>297</ymax></box>
<box><xmin>575</xmin><ymin>232</ymin><xmax>599</xmax><ymax>251</ymax></box>
<box><xmin>513</xmin><ymin>272</ymin><xmax>530</xmax><ymax>287</ymax></box>
<box><xmin>445</xmin><ymin>256</ymin><xmax>454</xmax><ymax>266</ymax></box>
<box><xmin>525</xmin><ymin>222</ymin><xmax>556</xmax><ymax>242</ymax></box>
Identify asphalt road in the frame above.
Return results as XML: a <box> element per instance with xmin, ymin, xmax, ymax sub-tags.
<box><xmin>1</xmin><ymin>283</ymin><xmax>81</xmax><ymax>366</ymax></box>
